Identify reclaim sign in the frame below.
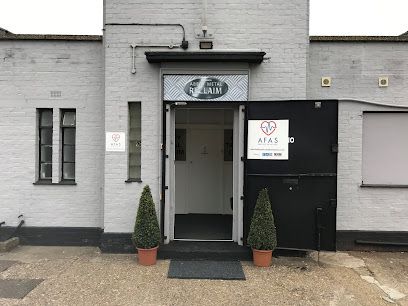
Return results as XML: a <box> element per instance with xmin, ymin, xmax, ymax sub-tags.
<box><xmin>184</xmin><ymin>77</ymin><xmax>228</xmax><ymax>99</ymax></box>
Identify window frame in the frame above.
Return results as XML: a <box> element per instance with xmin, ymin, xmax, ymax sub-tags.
<box><xmin>38</xmin><ymin>108</ymin><xmax>53</xmax><ymax>181</ymax></box>
<box><xmin>127</xmin><ymin>102</ymin><xmax>142</xmax><ymax>182</ymax></box>
<box><xmin>361</xmin><ymin>111</ymin><xmax>408</xmax><ymax>187</ymax></box>
<box><xmin>60</xmin><ymin>109</ymin><xmax>76</xmax><ymax>182</ymax></box>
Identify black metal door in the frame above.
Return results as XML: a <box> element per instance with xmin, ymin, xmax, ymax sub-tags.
<box><xmin>244</xmin><ymin>100</ymin><xmax>338</xmax><ymax>251</ymax></box>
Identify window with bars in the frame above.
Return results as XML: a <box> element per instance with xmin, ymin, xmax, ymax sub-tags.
<box><xmin>129</xmin><ymin>103</ymin><xmax>141</xmax><ymax>180</ymax></box>
<box><xmin>38</xmin><ymin>109</ymin><xmax>53</xmax><ymax>180</ymax></box>
<box><xmin>61</xmin><ymin>110</ymin><xmax>76</xmax><ymax>181</ymax></box>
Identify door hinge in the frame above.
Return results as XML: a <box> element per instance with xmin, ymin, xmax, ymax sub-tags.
<box><xmin>164</xmin><ymin>186</ymin><xmax>169</xmax><ymax>190</ymax></box>
<box><xmin>240</xmin><ymin>195</ymin><xmax>245</xmax><ymax>200</ymax></box>
<box><xmin>329</xmin><ymin>199</ymin><xmax>337</xmax><ymax>208</ymax></box>
<box><xmin>331</xmin><ymin>144</ymin><xmax>338</xmax><ymax>153</ymax></box>
<box><xmin>241</xmin><ymin>156</ymin><xmax>245</xmax><ymax>161</ymax></box>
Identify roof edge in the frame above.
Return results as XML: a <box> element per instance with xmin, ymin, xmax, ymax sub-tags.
<box><xmin>0</xmin><ymin>33</ymin><xmax>102</xmax><ymax>41</ymax></box>
<box><xmin>145</xmin><ymin>51</ymin><xmax>266</xmax><ymax>63</ymax></box>
<box><xmin>310</xmin><ymin>35</ymin><xmax>408</xmax><ymax>42</ymax></box>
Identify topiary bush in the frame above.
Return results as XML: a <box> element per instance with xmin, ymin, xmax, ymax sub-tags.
<box><xmin>247</xmin><ymin>188</ymin><xmax>277</xmax><ymax>251</ymax></box>
<box><xmin>132</xmin><ymin>185</ymin><xmax>161</xmax><ymax>249</ymax></box>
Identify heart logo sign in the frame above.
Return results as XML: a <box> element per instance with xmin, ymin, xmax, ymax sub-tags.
<box><xmin>260</xmin><ymin>121</ymin><xmax>277</xmax><ymax>136</ymax></box>
<box><xmin>112</xmin><ymin>134</ymin><xmax>121</xmax><ymax>142</ymax></box>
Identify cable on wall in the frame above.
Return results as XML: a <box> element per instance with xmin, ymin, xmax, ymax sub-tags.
<box><xmin>105</xmin><ymin>23</ymin><xmax>189</xmax><ymax>74</ymax></box>
<box><xmin>104</xmin><ymin>23</ymin><xmax>188</xmax><ymax>49</ymax></box>
<box><xmin>339</xmin><ymin>99</ymin><xmax>408</xmax><ymax>109</ymax></box>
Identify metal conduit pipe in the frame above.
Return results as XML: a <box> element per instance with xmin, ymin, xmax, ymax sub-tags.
<box><xmin>355</xmin><ymin>240</ymin><xmax>408</xmax><ymax>247</ymax></box>
<box><xmin>104</xmin><ymin>23</ymin><xmax>188</xmax><ymax>49</ymax></box>
<box><xmin>130</xmin><ymin>43</ymin><xmax>183</xmax><ymax>74</ymax></box>
<box><xmin>104</xmin><ymin>23</ymin><xmax>189</xmax><ymax>74</ymax></box>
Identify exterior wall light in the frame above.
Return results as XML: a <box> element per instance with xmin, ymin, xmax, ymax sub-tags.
<box><xmin>200</xmin><ymin>41</ymin><xmax>213</xmax><ymax>49</ymax></box>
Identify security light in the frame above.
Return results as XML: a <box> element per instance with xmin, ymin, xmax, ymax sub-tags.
<box><xmin>200</xmin><ymin>41</ymin><xmax>213</xmax><ymax>49</ymax></box>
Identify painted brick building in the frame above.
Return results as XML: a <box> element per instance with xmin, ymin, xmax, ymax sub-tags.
<box><xmin>0</xmin><ymin>0</ymin><xmax>407</xmax><ymax>253</ymax></box>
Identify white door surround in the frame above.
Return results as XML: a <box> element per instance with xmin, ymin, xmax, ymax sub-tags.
<box><xmin>163</xmin><ymin>105</ymin><xmax>245</xmax><ymax>244</ymax></box>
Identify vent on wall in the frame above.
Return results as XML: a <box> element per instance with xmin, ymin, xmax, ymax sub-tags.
<box><xmin>378</xmin><ymin>77</ymin><xmax>389</xmax><ymax>87</ymax></box>
<box><xmin>50</xmin><ymin>91</ymin><xmax>62</xmax><ymax>98</ymax></box>
<box><xmin>321</xmin><ymin>77</ymin><xmax>331</xmax><ymax>87</ymax></box>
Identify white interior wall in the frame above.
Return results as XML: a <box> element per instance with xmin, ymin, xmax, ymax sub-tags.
<box><xmin>175</xmin><ymin>109</ymin><xmax>233</xmax><ymax>215</ymax></box>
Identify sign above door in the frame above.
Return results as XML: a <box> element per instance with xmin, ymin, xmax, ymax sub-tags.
<box><xmin>163</xmin><ymin>74</ymin><xmax>248</xmax><ymax>102</ymax></box>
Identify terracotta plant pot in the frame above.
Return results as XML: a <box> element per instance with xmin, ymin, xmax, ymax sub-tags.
<box><xmin>252</xmin><ymin>249</ymin><xmax>272</xmax><ymax>267</ymax></box>
<box><xmin>137</xmin><ymin>246</ymin><xmax>159</xmax><ymax>266</ymax></box>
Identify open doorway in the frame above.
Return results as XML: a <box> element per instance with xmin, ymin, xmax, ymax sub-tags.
<box><xmin>174</xmin><ymin>108</ymin><xmax>233</xmax><ymax>240</ymax></box>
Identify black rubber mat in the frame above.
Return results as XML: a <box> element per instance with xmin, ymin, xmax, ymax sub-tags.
<box><xmin>174</xmin><ymin>214</ymin><xmax>232</xmax><ymax>240</ymax></box>
<box><xmin>0</xmin><ymin>279</ymin><xmax>43</xmax><ymax>299</ymax></box>
<box><xmin>168</xmin><ymin>260</ymin><xmax>245</xmax><ymax>280</ymax></box>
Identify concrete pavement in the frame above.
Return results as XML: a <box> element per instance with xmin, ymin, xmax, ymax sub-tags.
<box><xmin>0</xmin><ymin>246</ymin><xmax>406</xmax><ymax>305</ymax></box>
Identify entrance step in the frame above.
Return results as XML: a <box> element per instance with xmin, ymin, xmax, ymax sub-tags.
<box><xmin>158</xmin><ymin>241</ymin><xmax>252</xmax><ymax>261</ymax></box>
<box><xmin>158</xmin><ymin>241</ymin><xmax>309</xmax><ymax>260</ymax></box>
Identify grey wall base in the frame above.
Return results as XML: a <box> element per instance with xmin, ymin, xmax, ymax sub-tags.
<box><xmin>337</xmin><ymin>230</ymin><xmax>408</xmax><ymax>251</ymax></box>
<box><xmin>0</xmin><ymin>227</ymin><xmax>102</xmax><ymax>247</ymax></box>
<box><xmin>2</xmin><ymin>228</ymin><xmax>408</xmax><ymax>252</ymax></box>
<box><xmin>100</xmin><ymin>233</ymin><xmax>135</xmax><ymax>253</ymax></box>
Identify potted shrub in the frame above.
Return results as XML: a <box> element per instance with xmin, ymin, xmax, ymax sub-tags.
<box><xmin>132</xmin><ymin>185</ymin><xmax>161</xmax><ymax>265</ymax></box>
<box><xmin>247</xmin><ymin>188</ymin><xmax>277</xmax><ymax>267</ymax></box>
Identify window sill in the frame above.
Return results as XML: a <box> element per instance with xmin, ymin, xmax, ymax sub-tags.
<box><xmin>33</xmin><ymin>180</ymin><xmax>77</xmax><ymax>185</ymax></box>
<box><xmin>360</xmin><ymin>184</ymin><xmax>408</xmax><ymax>188</ymax></box>
<box><xmin>125</xmin><ymin>178</ymin><xmax>143</xmax><ymax>183</ymax></box>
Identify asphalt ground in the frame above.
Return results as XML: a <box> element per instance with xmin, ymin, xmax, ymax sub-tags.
<box><xmin>0</xmin><ymin>246</ymin><xmax>406</xmax><ymax>305</ymax></box>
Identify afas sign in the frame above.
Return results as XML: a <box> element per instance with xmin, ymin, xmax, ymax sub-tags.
<box><xmin>247</xmin><ymin>120</ymin><xmax>289</xmax><ymax>160</ymax></box>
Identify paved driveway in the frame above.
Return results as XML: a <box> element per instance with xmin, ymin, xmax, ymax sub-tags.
<box><xmin>0</xmin><ymin>246</ymin><xmax>407</xmax><ymax>305</ymax></box>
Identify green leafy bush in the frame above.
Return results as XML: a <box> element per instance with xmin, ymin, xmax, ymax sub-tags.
<box><xmin>247</xmin><ymin>188</ymin><xmax>277</xmax><ymax>250</ymax></box>
<box><xmin>132</xmin><ymin>185</ymin><xmax>161</xmax><ymax>249</ymax></box>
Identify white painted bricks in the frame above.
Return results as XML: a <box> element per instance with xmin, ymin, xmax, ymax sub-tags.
<box><xmin>103</xmin><ymin>0</ymin><xmax>309</xmax><ymax>232</ymax></box>
<box><xmin>0</xmin><ymin>41</ymin><xmax>104</xmax><ymax>227</ymax></box>
<box><xmin>1</xmin><ymin>2</ymin><xmax>407</xmax><ymax>236</ymax></box>
<box><xmin>308</xmin><ymin>42</ymin><xmax>408</xmax><ymax>231</ymax></box>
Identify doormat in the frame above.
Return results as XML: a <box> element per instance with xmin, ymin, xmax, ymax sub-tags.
<box><xmin>168</xmin><ymin>260</ymin><xmax>246</xmax><ymax>280</ymax></box>
<box><xmin>0</xmin><ymin>279</ymin><xmax>43</xmax><ymax>299</ymax></box>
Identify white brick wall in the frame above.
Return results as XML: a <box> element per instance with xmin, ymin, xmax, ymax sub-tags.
<box><xmin>0</xmin><ymin>40</ymin><xmax>104</xmax><ymax>228</ymax></box>
<box><xmin>103</xmin><ymin>0</ymin><xmax>309</xmax><ymax>232</ymax></box>
<box><xmin>4</xmin><ymin>4</ymin><xmax>405</xmax><ymax>236</ymax></box>
<box><xmin>308</xmin><ymin>42</ymin><xmax>408</xmax><ymax>231</ymax></box>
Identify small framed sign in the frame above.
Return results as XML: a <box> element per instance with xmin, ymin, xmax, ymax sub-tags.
<box><xmin>106</xmin><ymin>132</ymin><xmax>126</xmax><ymax>152</ymax></box>
<box><xmin>247</xmin><ymin>120</ymin><xmax>289</xmax><ymax>160</ymax></box>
